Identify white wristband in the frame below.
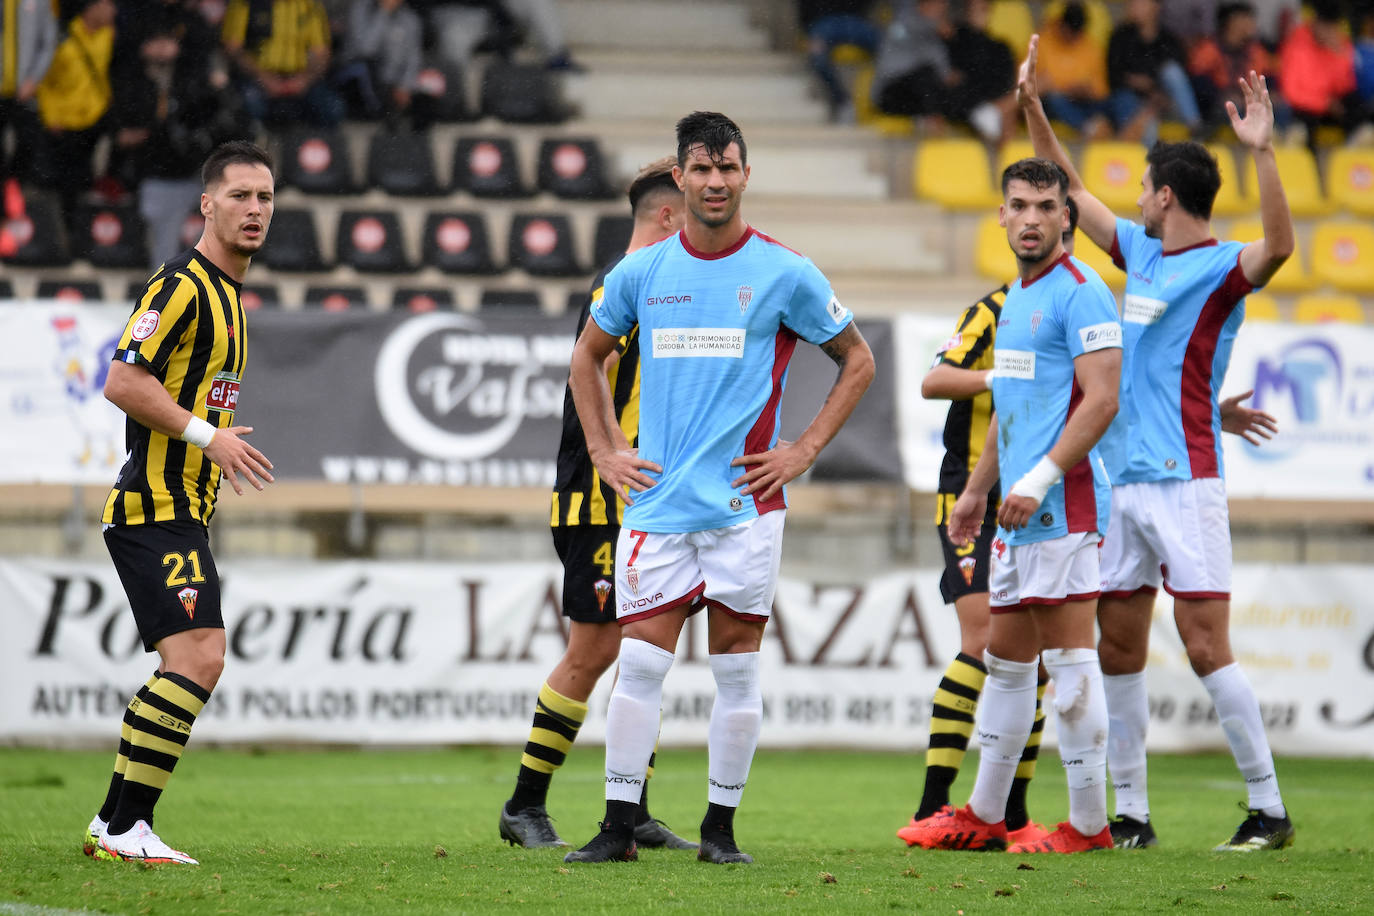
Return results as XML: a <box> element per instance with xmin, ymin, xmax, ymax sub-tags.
<box><xmin>181</xmin><ymin>416</ymin><xmax>217</xmax><ymax>449</ymax></box>
<box><xmin>983</xmin><ymin>369</ymin><xmax>998</xmax><ymax>390</ymax></box>
<box><xmin>1009</xmin><ymin>455</ymin><xmax>1064</xmax><ymax>504</ymax></box>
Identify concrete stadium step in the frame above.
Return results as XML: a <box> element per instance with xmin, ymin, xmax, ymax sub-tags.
<box><xmin>744</xmin><ymin>199</ymin><xmax>946</xmax><ymax>279</ymax></box>
<box><xmin>559</xmin><ymin>0</ymin><xmax>771</xmax><ymax>52</ymax></box>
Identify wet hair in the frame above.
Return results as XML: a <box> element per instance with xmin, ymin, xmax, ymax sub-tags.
<box><xmin>1064</xmin><ymin>194</ymin><xmax>1080</xmax><ymax>239</ymax></box>
<box><xmin>1145</xmin><ymin>140</ymin><xmax>1220</xmax><ymax>219</ymax></box>
<box><xmin>1215</xmin><ymin>1</ymin><xmax>1255</xmax><ymax>32</ymax></box>
<box><xmin>627</xmin><ymin>155</ymin><xmax>681</xmax><ymax>216</ymax></box>
<box><xmin>675</xmin><ymin>111</ymin><xmax>747</xmax><ymax>169</ymax></box>
<box><xmin>201</xmin><ymin>140</ymin><xmax>274</xmax><ymax>190</ymax></box>
<box><xmin>1001</xmin><ymin>157</ymin><xmax>1070</xmax><ymax>197</ymax></box>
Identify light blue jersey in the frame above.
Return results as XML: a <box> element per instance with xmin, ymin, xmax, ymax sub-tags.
<box><xmin>992</xmin><ymin>253</ymin><xmax>1121</xmax><ymax>546</ymax></box>
<box><xmin>592</xmin><ymin>227</ymin><xmax>853</xmax><ymax>533</ymax></box>
<box><xmin>1109</xmin><ymin>218</ymin><xmax>1253</xmax><ymax>483</ymax></box>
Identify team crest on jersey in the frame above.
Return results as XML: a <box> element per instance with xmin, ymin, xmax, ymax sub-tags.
<box><xmin>1030</xmin><ymin>310</ymin><xmax>1043</xmax><ymax>336</ymax></box>
<box><xmin>130</xmin><ymin>311</ymin><xmax>160</xmax><ymax>341</ymax></box>
<box><xmin>177</xmin><ymin>587</ymin><xmax>198</xmax><ymax>619</ymax></box>
<box><xmin>625</xmin><ymin>565</ymin><xmax>640</xmax><ymax>595</ymax></box>
<box><xmin>959</xmin><ymin>556</ymin><xmax>977</xmax><ymax>585</ymax></box>
<box><xmin>593</xmin><ymin>579</ymin><xmax>612</xmax><ymax>612</ymax></box>
<box><xmin>737</xmin><ymin>285</ymin><xmax>753</xmax><ymax>314</ymax></box>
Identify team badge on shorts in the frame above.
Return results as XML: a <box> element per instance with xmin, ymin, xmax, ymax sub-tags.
<box><xmin>737</xmin><ymin>285</ymin><xmax>753</xmax><ymax>314</ymax></box>
<box><xmin>625</xmin><ymin>565</ymin><xmax>640</xmax><ymax>595</ymax></box>
<box><xmin>177</xmin><ymin>587</ymin><xmax>198</xmax><ymax>619</ymax></box>
<box><xmin>959</xmin><ymin>556</ymin><xmax>977</xmax><ymax>585</ymax></box>
<box><xmin>593</xmin><ymin>579</ymin><xmax>612</xmax><ymax>612</ymax></box>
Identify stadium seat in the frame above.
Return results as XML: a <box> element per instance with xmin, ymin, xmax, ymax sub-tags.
<box><xmin>1310</xmin><ymin>220</ymin><xmax>1374</xmax><ymax>292</ymax></box>
<box><xmin>0</xmin><ymin>278</ymin><xmax>14</xmax><ymax>298</ymax></box>
<box><xmin>258</xmin><ymin>208</ymin><xmax>328</xmax><ymax>272</ymax></box>
<box><xmin>1071</xmin><ymin>236</ymin><xmax>1125</xmax><ymax>290</ymax></box>
<box><xmin>566</xmin><ymin>288</ymin><xmax>589</xmax><ymax>312</ymax></box>
<box><xmin>913</xmin><ymin>139</ymin><xmax>999</xmax><ymax>209</ymax></box>
<box><xmin>413</xmin><ymin>59</ymin><xmax>473</xmax><ymax>123</ymax></box>
<box><xmin>592</xmin><ymin>213</ymin><xmax>633</xmax><ymax>268</ymax></box>
<box><xmin>1324</xmin><ymin>147</ymin><xmax>1374</xmax><ymax>216</ymax></box>
<box><xmin>975</xmin><ymin>215</ymin><xmax>1010</xmax><ymax>281</ymax></box>
<box><xmin>1244</xmin><ymin>146</ymin><xmax>1330</xmax><ymax>217</ymax></box>
<box><xmin>481</xmin><ymin>61</ymin><xmax>568</xmax><ymax>123</ymax></box>
<box><xmin>1227</xmin><ymin>219</ymin><xmax>1314</xmax><ymax>293</ymax></box>
<box><xmin>1206</xmin><ymin>143</ymin><xmax>1252</xmax><ymax>217</ymax></box>
<box><xmin>1293</xmin><ymin>293</ymin><xmax>1366</xmax><ymax>323</ymax></box>
<box><xmin>452</xmin><ymin>136</ymin><xmax>530</xmax><ymax>198</ymax></box>
<box><xmin>480</xmin><ymin>288</ymin><xmax>543</xmax><ymax>311</ymax></box>
<box><xmin>72</xmin><ymin>203</ymin><xmax>147</xmax><ymax>268</ymax></box>
<box><xmin>392</xmin><ymin>287</ymin><xmax>455</xmax><ymax>312</ymax></box>
<box><xmin>2</xmin><ymin>190</ymin><xmax>70</xmax><ymax>266</ymax></box>
<box><xmin>850</xmin><ymin>65</ymin><xmax>914</xmax><ymax>135</ymax></box>
<box><xmin>422</xmin><ymin>210</ymin><xmax>497</xmax><ymax>274</ymax></box>
<box><xmin>36</xmin><ymin>279</ymin><xmax>103</xmax><ymax>301</ymax></box>
<box><xmin>1079</xmin><ymin>141</ymin><xmax>1147</xmax><ymax>213</ymax></box>
<box><xmin>337</xmin><ymin>210</ymin><xmax>410</xmax><ymax>273</ymax></box>
<box><xmin>368</xmin><ymin>127</ymin><xmax>442</xmax><ymax>196</ymax></box>
<box><xmin>1042</xmin><ymin>0</ymin><xmax>1113</xmax><ymax>48</ymax></box>
<box><xmin>124</xmin><ymin>279</ymin><xmax>145</xmax><ymax>301</ymax></box>
<box><xmin>995</xmin><ymin>139</ymin><xmax>1035</xmax><ymax>183</ymax></box>
<box><xmin>303</xmin><ymin>285</ymin><xmax>368</xmax><ymax>311</ymax></box>
<box><xmin>240</xmin><ymin>285</ymin><xmax>281</xmax><ymax>310</ymax></box>
<box><xmin>537</xmin><ymin>137</ymin><xmax>615</xmax><ymax>200</ymax></box>
<box><xmin>1242</xmin><ymin>291</ymin><xmax>1280</xmax><ymax>321</ymax></box>
<box><xmin>986</xmin><ymin>0</ymin><xmax>1033</xmax><ymax>57</ymax></box>
<box><xmin>279</xmin><ymin>128</ymin><xmax>356</xmax><ymax>195</ymax></box>
<box><xmin>507</xmin><ymin>213</ymin><xmax>581</xmax><ymax>276</ymax></box>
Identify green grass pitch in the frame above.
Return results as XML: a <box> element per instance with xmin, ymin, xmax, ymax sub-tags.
<box><xmin>1</xmin><ymin>746</ymin><xmax>1370</xmax><ymax>914</ymax></box>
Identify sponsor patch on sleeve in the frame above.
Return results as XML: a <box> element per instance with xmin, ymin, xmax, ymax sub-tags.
<box><xmin>1079</xmin><ymin>321</ymin><xmax>1122</xmax><ymax>351</ymax></box>
<box><xmin>936</xmin><ymin>333</ymin><xmax>963</xmax><ymax>355</ymax></box>
<box><xmin>993</xmin><ymin>348</ymin><xmax>1036</xmax><ymax>379</ymax></box>
<box><xmin>130</xmin><ymin>311</ymin><xmax>160</xmax><ymax>341</ymax></box>
<box><xmin>827</xmin><ymin>295</ymin><xmax>849</xmax><ymax>324</ymax></box>
<box><xmin>205</xmin><ymin>371</ymin><xmax>240</xmax><ymax>415</ymax></box>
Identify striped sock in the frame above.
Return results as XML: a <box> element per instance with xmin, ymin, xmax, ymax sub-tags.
<box><xmin>508</xmin><ymin>682</ymin><xmax>588</xmax><ymax>812</ymax></box>
<box><xmin>1006</xmin><ymin>673</ymin><xmax>1048</xmax><ymax>831</ymax></box>
<box><xmin>917</xmin><ymin>652</ymin><xmax>986</xmax><ymax>819</ymax></box>
<box><xmin>97</xmin><ymin>672</ymin><xmax>161</xmax><ymax>823</ymax></box>
<box><xmin>108</xmin><ymin>671</ymin><xmax>210</xmax><ymax>835</ymax></box>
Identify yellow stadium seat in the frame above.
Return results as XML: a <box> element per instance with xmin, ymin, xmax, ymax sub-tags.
<box><xmin>987</xmin><ymin>0</ymin><xmax>1034</xmax><ymax>57</ymax></box>
<box><xmin>1207</xmin><ymin>143</ymin><xmax>1252</xmax><ymax>217</ymax></box>
<box><xmin>1293</xmin><ymin>294</ymin><xmax>1367</xmax><ymax>323</ymax></box>
<box><xmin>1242</xmin><ymin>291</ymin><xmax>1280</xmax><ymax>321</ymax></box>
<box><xmin>852</xmin><ymin>66</ymin><xmax>915</xmax><ymax>136</ymax></box>
<box><xmin>914</xmin><ymin>139</ymin><xmax>1001</xmax><ymax>209</ymax></box>
<box><xmin>1310</xmin><ymin>220</ymin><xmax>1374</xmax><ymax>292</ymax></box>
<box><xmin>996</xmin><ymin>139</ymin><xmax>1037</xmax><ymax>182</ymax></box>
<box><xmin>1070</xmin><ymin>237</ymin><xmax>1125</xmax><ymax>291</ymax></box>
<box><xmin>976</xmin><ymin>215</ymin><xmax>1013</xmax><ymax>281</ymax></box>
<box><xmin>829</xmin><ymin>43</ymin><xmax>871</xmax><ymax>66</ymax></box>
<box><xmin>1042</xmin><ymin>0</ymin><xmax>1113</xmax><ymax>48</ymax></box>
<box><xmin>1244</xmin><ymin>146</ymin><xmax>1331</xmax><ymax>217</ymax></box>
<box><xmin>1080</xmin><ymin>141</ymin><xmax>1148</xmax><ymax>213</ymax></box>
<box><xmin>1325</xmin><ymin>147</ymin><xmax>1374</xmax><ymax>216</ymax></box>
<box><xmin>1227</xmin><ymin>220</ymin><xmax>1315</xmax><ymax>293</ymax></box>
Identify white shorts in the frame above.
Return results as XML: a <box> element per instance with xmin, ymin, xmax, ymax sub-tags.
<box><xmin>1099</xmin><ymin>478</ymin><xmax>1231</xmax><ymax>600</ymax></box>
<box><xmin>988</xmin><ymin>531</ymin><xmax>1102</xmax><ymax>611</ymax></box>
<box><xmin>615</xmin><ymin>510</ymin><xmax>785</xmax><ymax>624</ymax></box>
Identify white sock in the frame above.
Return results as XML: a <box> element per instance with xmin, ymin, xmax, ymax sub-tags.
<box><xmin>967</xmin><ymin>652</ymin><xmax>1038</xmax><ymax>825</ymax></box>
<box><xmin>604</xmin><ymin>638</ymin><xmax>675</xmax><ymax>804</ymax></box>
<box><xmin>1200</xmin><ymin>662</ymin><xmax>1285</xmax><ymax>815</ymax></box>
<box><xmin>1104</xmin><ymin>671</ymin><xmax>1151</xmax><ymax>821</ymax></box>
<box><xmin>1044</xmin><ymin>648</ymin><xmax>1109</xmax><ymax>836</ymax></box>
<box><xmin>706</xmin><ymin>651</ymin><xmax>762</xmax><ymax>808</ymax></box>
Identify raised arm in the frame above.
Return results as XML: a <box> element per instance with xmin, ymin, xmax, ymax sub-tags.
<box><xmin>1230</xmin><ymin>71</ymin><xmax>1295</xmax><ymax>287</ymax></box>
<box><xmin>1016</xmin><ymin>34</ymin><xmax>1118</xmax><ymax>255</ymax></box>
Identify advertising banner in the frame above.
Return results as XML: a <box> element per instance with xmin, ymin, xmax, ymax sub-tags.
<box><xmin>3</xmin><ymin>559</ymin><xmax>1370</xmax><ymax>757</ymax></box>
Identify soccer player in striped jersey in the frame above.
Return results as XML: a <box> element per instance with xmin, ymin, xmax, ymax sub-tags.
<box><xmin>500</xmin><ymin>157</ymin><xmax>695</xmax><ymax>852</ymax></box>
<box><xmin>1018</xmin><ymin>37</ymin><xmax>1297</xmax><ymax>851</ymax></box>
<box><xmin>85</xmin><ymin>141</ymin><xmax>276</xmax><ymax>866</ymax></box>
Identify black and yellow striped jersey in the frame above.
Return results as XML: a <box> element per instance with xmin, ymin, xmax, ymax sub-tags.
<box><xmin>102</xmin><ymin>248</ymin><xmax>247</xmax><ymax>528</ymax></box>
<box><xmin>934</xmin><ymin>284</ymin><xmax>1005</xmax><ymax>523</ymax></box>
<box><xmin>222</xmin><ymin>0</ymin><xmax>329</xmax><ymax>75</ymax></box>
<box><xmin>550</xmin><ymin>255</ymin><xmax>639</xmax><ymax>529</ymax></box>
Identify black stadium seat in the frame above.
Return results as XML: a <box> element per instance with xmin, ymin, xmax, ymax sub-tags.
<box><xmin>240</xmin><ymin>285</ymin><xmax>281</xmax><ymax>310</ymax></box>
<box><xmin>566</xmin><ymin>288</ymin><xmax>589</xmax><ymax>312</ymax></box>
<box><xmin>73</xmin><ymin>203</ymin><xmax>147</xmax><ymax>268</ymax></box>
<box><xmin>279</xmin><ymin>128</ymin><xmax>355</xmax><ymax>194</ymax></box>
<box><xmin>592</xmin><ymin>213</ymin><xmax>633</xmax><ymax>268</ymax></box>
<box><xmin>0</xmin><ymin>278</ymin><xmax>16</xmax><ymax>299</ymax></box>
<box><xmin>336</xmin><ymin>210</ymin><xmax>409</xmax><ymax>272</ymax></box>
<box><xmin>124</xmin><ymin>279</ymin><xmax>146</xmax><ymax>301</ymax></box>
<box><xmin>2</xmin><ymin>190</ymin><xmax>70</xmax><ymax>266</ymax></box>
<box><xmin>507</xmin><ymin>213</ymin><xmax>580</xmax><ymax>276</ymax></box>
<box><xmin>537</xmin><ymin>137</ymin><xmax>615</xmax><ymax>199</ymax></box>
<box><xmin>368</xmin><ymin>128</ymin><xmax>441</xmax><ymax>196</ymax></box>
<box><xmin>36</xmin><ymin>279</ymin><xmax>103</xmax><ymax>301</ymax></box>
<box><xmin>480</xmin><ymin>62</ymin><xmax>567</xmax><ymax>124</ymax></box>
<box><xmin>480</xmin><ymin>288</ymin><xmax>542</xmax><ymax>310</ymax></box>
<box><xmin>452</xmin><ymin>136</ymin><xmax>529</xmax><ymax>198</ymax></box>
<box><xmin>258</xmin><ymin>208</ymin><xmax>327</xmax><ymax>272</ymax></box>
<box><xmin>392</xmin><ymin>287</ymin><xmax>455</xmax><ymax>312</ymax></box>
<box><xmin>414</xmin><ymin>59</ymin><xmax>473</xmax><ymax>123</ymax></box>
<box><xmin>303</xmin><ymin>285</ymin><xmax>368</xmax><ymax>311</ymax></box>
<box><xmin>422</xmin><ymin>210</ymin><xmax>497</xmax><ymax>274</ymax></box>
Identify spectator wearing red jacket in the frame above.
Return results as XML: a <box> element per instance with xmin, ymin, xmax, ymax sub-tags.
<box><xmin>1277</xmin><ymin>0</ymin><xmax>1357</xmax><ymax>144</ymax></box>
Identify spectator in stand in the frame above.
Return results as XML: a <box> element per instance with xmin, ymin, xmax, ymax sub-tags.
<box><xmin>110</xmin><ymin>21</ymin><xmax>250</xmax><ymax>266</ymax></box>
<box><xmin>0</xmin><ymin>0</ymin><xmax>59</xmax><ymax>186</ymax></box>
<box><xmin>1161</xmin><ymin>0</ymin><xmax>1218</xmax><ymax>49</ymax></box>
<box><xmin>1038</xmin><ymin>1</ymin><xmax>1114</xmax><ymax>139</ymax></box>
<box><xmin>1108</xmin><ymin>0</ymin><xmax>1204</xmax><ymax>141</ymax></box>
<box><xmin>798</xmin><ymin>0</ymin><xmax>882</xmax><ymax>123</ymax></box>
<box><xmin>1189</xmin><ymin>2</ymin><xmax>1286</xmax><ymax>132</ymax></box>
<box><xmin>947</xmin><ymin>0</ymin><xmax>1018</xmax><ymax>143</ymax></box>
<box><xmin>34</xmin><ymin>0</ymin><xmax>115</xmax><ymax>224</ymax></box>
<box><xmin>1355</xmin><ymin>6</ymin><xmax>1374</xmax><ymax>142</ymax></box>
<box><xmin>1250</xmin><ymin>0</ymin><xmax>1301</xmax><ymax>48</ymax></box>
<box><xmin>1277</xmin><ymin>0</ymin><xmax>1357</xmax><ymax>146</ymax></box>
<box><xmin>335</xmin><ymin>0</ymin><xmax>433</xmax><ymax>130</ymax></box>
<box><xmin>418</xmin><ymin>0</ymin><xmax>581</xmax><ymax>72</ymax></box>
<box><xmin>221</xmin><ymin>0</ymin><xmax>344</xmax><ymax>128</ymax></box>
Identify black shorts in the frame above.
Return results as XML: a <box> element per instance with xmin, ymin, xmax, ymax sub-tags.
<box><xmin>551</xmin><ymin>524</ymin><xmax>618</xmax><ymax>624</ymax></box>
<box><xmin>936</xmin><ymin>502</ymin><xmax>999</xmax><ymax>605</ymax></box>
<box><xmin>103</xmin><ymin>520</ymin><xmax>223</xmax><ymax>652</ymax></box>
